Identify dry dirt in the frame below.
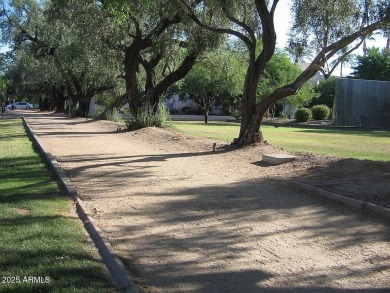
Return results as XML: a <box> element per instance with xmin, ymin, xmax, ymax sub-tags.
<box><xmin>17</xmin><ymin>110</ymin><xmax>390</xmax><ymax>292</ymax></box>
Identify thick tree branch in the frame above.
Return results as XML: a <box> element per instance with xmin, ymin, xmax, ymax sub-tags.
<box><xmin>257</xmin><ymin>19</ymin><xmax>387</xmax><ymax>111</ymax></box>
<box><xmin>221</xmin><ymin>6</ymin><xmax>257</xmax><ymax>45</ymax></box>
<box><xmin>254</xmin><ymin>0</ymin><xmax>277</xmax><ymax>63</ymax></box>
<box><xmin>130</xmin><ymin>16</ymin><xmax>142</xmax><ymax>39</ymax></box>
<box><xmin>150</xmin><ymin>50</ymin><xmax>199</xmax><ymax>100</ymax></box>
<box><xmin>325</xmin><ymin>39</ymin><xmax>363</xmax><ymax>78</ymax></box>
<box><xmin>144</xmin><ymin>13</ymin><xmax>181</xmax><ymax>43</ymax></box>
<box><xmin>270</xmin><ymin>0</ymin><xmax>279</xmax><ymax>16</ymax></box>
<box><xmin>86</xmin><ymin>83</ymin><xmax>115</xmax><ymax>97</ymax></box>
<box><xmin>178</xmin><ymin>0</ymin><xmax>254</xmax><ymax>52</ymax></box>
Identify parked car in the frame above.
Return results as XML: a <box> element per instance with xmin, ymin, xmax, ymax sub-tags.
<box><xmin>8</xmin><ymin>102</ymin><xmax>34</xmax><ymax>110</ymax></box>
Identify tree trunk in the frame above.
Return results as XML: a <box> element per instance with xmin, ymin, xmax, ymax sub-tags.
<box><xmin>147</xmin><ymin>52</ymin><xmax>199</xmax><ymax>111</ymax></box>
<box><xmin>234</xmin><ymin>102</ymin><xmax>266</xmax><ymax>146</ymax></box>
<box><xmin>236</xmin><ymin>65</ymin><xmax>264</xmax><ymax>145</ymax></box>
<box><xmin>141</xmin><ymin>54</ymin><xmax>162</xmax><ymax>111</ymax></box>
<box><xmin>124</xmin><ymin>45</ymin><xmax>141</xmax><ymax>116</ymax></box>
<box><xmin>236</xmin><ymin>1</ymin><xmax>277</xmax><ymax>146</ymax></box>
<box><xmin>204</xmin><ymin>110</ymin><xmax>209</xmax><ymax>123</ymax></box>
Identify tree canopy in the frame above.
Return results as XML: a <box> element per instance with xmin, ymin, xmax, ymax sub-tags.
<box><xmin>1</xmin><ymin>0</ymin><xmax>120</xmax><ymax>112</ymax></box>
<box><xmin>179</xmin><ymin>0</ymin><xmax>390</xmax><ymax>145</ymax></box>
<box><xmin>180</xmin><ymin>47</ymin><xmax>245</xmax><ymax>122</ymax></box>
<box><xmin>351</xmin><ymin>47</ymin><xmax>390</xmax><ymax>80</ymax></box>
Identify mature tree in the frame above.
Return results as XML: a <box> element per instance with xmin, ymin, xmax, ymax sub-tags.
<box><xmin>285</xmin><ymin>34</ymin><xmax>312</xmax><ymax>63</ymax></box>
<box><xmin>105</xmin><ymin>0</ymin><xmax>218</xmax><ymax>116</ymax></box>
<box><xmin>44</xmin><ymin>0</ymin><xmax>119</xmax><ymax>115</ymax></box>
<box><xmin>258</xmin><ymin>51</ymin><xmax>317</xmax><ymax>118</ymax></box>
<box><xmin>0</xmin><ymin>75</ymin><xmax>10</xmax><ymax>110</ymax></box>
<box><xmin>351</xmin><ymin>47</ymin><xmax>390</xmax><ymax>80</ymax></box>
<box><xmin>180</xmin><ymin>48</ymin><xmax>245</xmax><ymax>123</ymax></box>
<box><xmin>1</xmin><ymin>0</ymin><xmax>120</xmax><ymax>114</ymax></box>
<box><xmin>179</xmin><ymin>0</ymin><xmax>390</xmax><ymax>146</ymax></box>
<box><xmin>289</xmin><ymin>0</ymin><xmax>385</xmax><ymax>78</ymax></box>
<box><xmin>0</xmin><ymin>54</ymin><xmax>12</xmax><ymax>102</ymax></box>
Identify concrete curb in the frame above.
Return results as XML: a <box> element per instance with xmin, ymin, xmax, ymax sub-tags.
<box><xmin>290</xmin><ymin>181</ymin><xmax>390</xmax><ymax>218</ymax></box>
<box><xmin>22</xmin><ymin>117</ymin><xmax>138</xmax><ymax>293</ymax></box>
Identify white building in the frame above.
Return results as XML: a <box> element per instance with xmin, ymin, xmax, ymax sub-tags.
<box><xmin>297</xmin><ymin>61</ymin><xmax>325</xmax><ymax>85</ymax></box>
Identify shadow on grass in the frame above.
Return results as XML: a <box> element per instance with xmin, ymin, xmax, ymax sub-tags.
<box><xmin>0</xmin><ymin>156</ymin><xmax>61</xmax><ymax>201</ymax></box>
<box><xmin>0</xmin><ymin>127</ymin><xmax>113</xmax><ymax>292</ymax></box>
<box><xmin>0</xmin><ymin>212</ymin><xmax>113</xmax><ymax>292</ymax></box>
<box><xmin>0</xmin><ymin>156</ymin><xmax>43</xmax><ymax>169</ymax></box>
<box><xmin>295</xmin><ymin>128</ymin><xmax>390</xmax><ymax>138</ymax></box>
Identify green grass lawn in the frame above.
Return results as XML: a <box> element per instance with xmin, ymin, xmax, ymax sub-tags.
<box><xmin>173</xmin><ymin>121</ymin><xmax>390</xmax><ymax>162</ymax></box>
<box><xmin>0</xmin><ymin>118</ymin><xmax>113</xmax><ymax>293</ymax></box>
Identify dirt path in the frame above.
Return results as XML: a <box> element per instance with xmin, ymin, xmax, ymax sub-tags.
<box><xmin>20</xmin><ymin>110</ymin><xmax>390</xmax><ymax>292</ymax></box>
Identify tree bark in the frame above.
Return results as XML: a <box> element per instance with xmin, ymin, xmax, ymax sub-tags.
<box><xmin>124</xmin><ymin>44</ymin><xmax>141</xmax><ymax>116</ymax></box>
<box><xmin>236</xmin><ymin>1</ymin><xmax>277</xmax><ymax>146</ymax></box>
<box><xmin>238</xmin><ymin>65</ymin><xmax>263</xmax><ymax>142</ymax></box>
<box><xmin>147</xmin><ymin>52</ymin><xmax>199</xmax><ymax>110</ymax></box>
<box><xmin>123</xmin><ymin>14</ymin><xmax>181</xmax><ymax>116</ymax></box>
<box><xmin>234</xmin><ymin>16</ymin><xmax>387</xmax><ymax>147</ymax></box>
<box><xmin>204</xmin><ymin>109</ymin><xmax>209</xmax><ymax>124</ymax></box>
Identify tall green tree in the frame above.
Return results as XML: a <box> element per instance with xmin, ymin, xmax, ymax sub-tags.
<box><xmin>179</xmin><ymin>0</ymin><xmax>390</xmax><ymax>146</ymax></box>
<box><xmin>180</xmin><ymin>48</ymin><xmax>245</xmax><ymax>123</ymax></box>
<box><xmin>351</xmin><ymin>47</ymin><xmax>390</xmax><ymax>80</ymax></box>
<box><xmin>1</xmin><ymin>0</ymin><xmax>120</xmax><ymax>114</ymax></box>
<box><xmin>105</xmin><ymin>0</ymin><xmax>218</xmax><ymax>117</ymax></box>
<box><xmin>285</xmin><ymin>34</ymin><xmax>312</xmax><ymax>63</ymax></box>
<box><xmin>259</xmin><ymin>51</ymin><xmax>316</xmax><ymax>117</ymax></box>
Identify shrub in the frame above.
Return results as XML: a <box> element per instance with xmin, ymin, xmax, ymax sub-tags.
<box><xmin>170</xmin><ymin>109</ymin><xmax>180</xmax><ymax>115</ymax></box>
<box><xmin>126</xmin><ymin>102</ymin><xmax>170</xmax><ymax>130</ymax></box>
<box><xmin>71</xmin><ymin>106</ymin><xmax>84</xmax><ymax>117</ymax></box>
<box><xmin>295</xmin><ymin>108</ymin><xmax>312</xmax><ymax>122</ymax></box>
<box><xmin>181</xmin><ymin>106</ymin><xmax>201</xmax><ymax>115</ymax></box>
<box><xmin>230</xmin><ymin>108</ymin><xmax>241</xmax><ymax>120</ymax></box>
<box><xmin>100</xmin><ymin>107</ymin><xmax>120</xmax><ymax>122</ymax></box>
<box><xmin>311</xmin><ymin>104</ymin><xmax>331</xmax><ymax>120</ymax></box>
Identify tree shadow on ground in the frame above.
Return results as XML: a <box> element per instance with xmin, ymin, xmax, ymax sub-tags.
<box><xmin>286</xmin><ymin>156</ymin><xmax>390</xmax><ymax>208</ymax></box>
<box><xmin>296</xmin><ymin>128</ymin><xmax>390</xmax><ymax>138</ymax></box>
<box><xmin>18</xmin><ymin>111</ymin><xmax>390</xmax><ymax>291</ymax></box>
<box><xmin>54</xmin><ymin>150</ymin><xmax>229</xmax><ymax>182</ymax></box>
<box><xmin>106</xmin><ymin>173</ymin><xmax>390</xmax><ymax>292</ymax></box>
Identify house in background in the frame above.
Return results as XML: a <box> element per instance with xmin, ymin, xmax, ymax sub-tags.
<box><xmin>164</xmin><ymin>94</ymin><xmax>199</xmax><ymax>114</ymax></box>
<box><xmin>164</xmin><ymin>93</ymin><xmax>225</xmax><ymax>115</ymax></box>
<box><xmin>297</xmin><ymin>61</ymin><xmax>325</xmax><ymax>85</ymax></box>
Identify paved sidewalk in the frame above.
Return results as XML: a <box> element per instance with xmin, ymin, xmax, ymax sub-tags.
<box><xmin>21</xmin><ymin>110</ymin><xmax>390</xmax><ymax>292</ymax></box>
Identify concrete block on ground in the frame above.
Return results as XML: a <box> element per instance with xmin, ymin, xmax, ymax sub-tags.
<box><xmin>262</xmin><ymin>153</ymin><xmax>298</xmax><ymax>165</ymax></box>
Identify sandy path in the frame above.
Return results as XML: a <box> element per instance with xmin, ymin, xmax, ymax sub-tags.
<box><xmin>23</xmin><ymin>110</ymin><xmax>390</xmax><ymax>292</ymax></box>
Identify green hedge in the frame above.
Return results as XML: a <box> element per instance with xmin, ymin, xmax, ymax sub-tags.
<box><xmin>311</xmin><ymin>104</ymin><xmax>331</xmax><ymax>120</ymax></box>
<box><xmin>295</xmin><ymin>108</ymin><xmax>312</xmax><ymax>122</ymax></box>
